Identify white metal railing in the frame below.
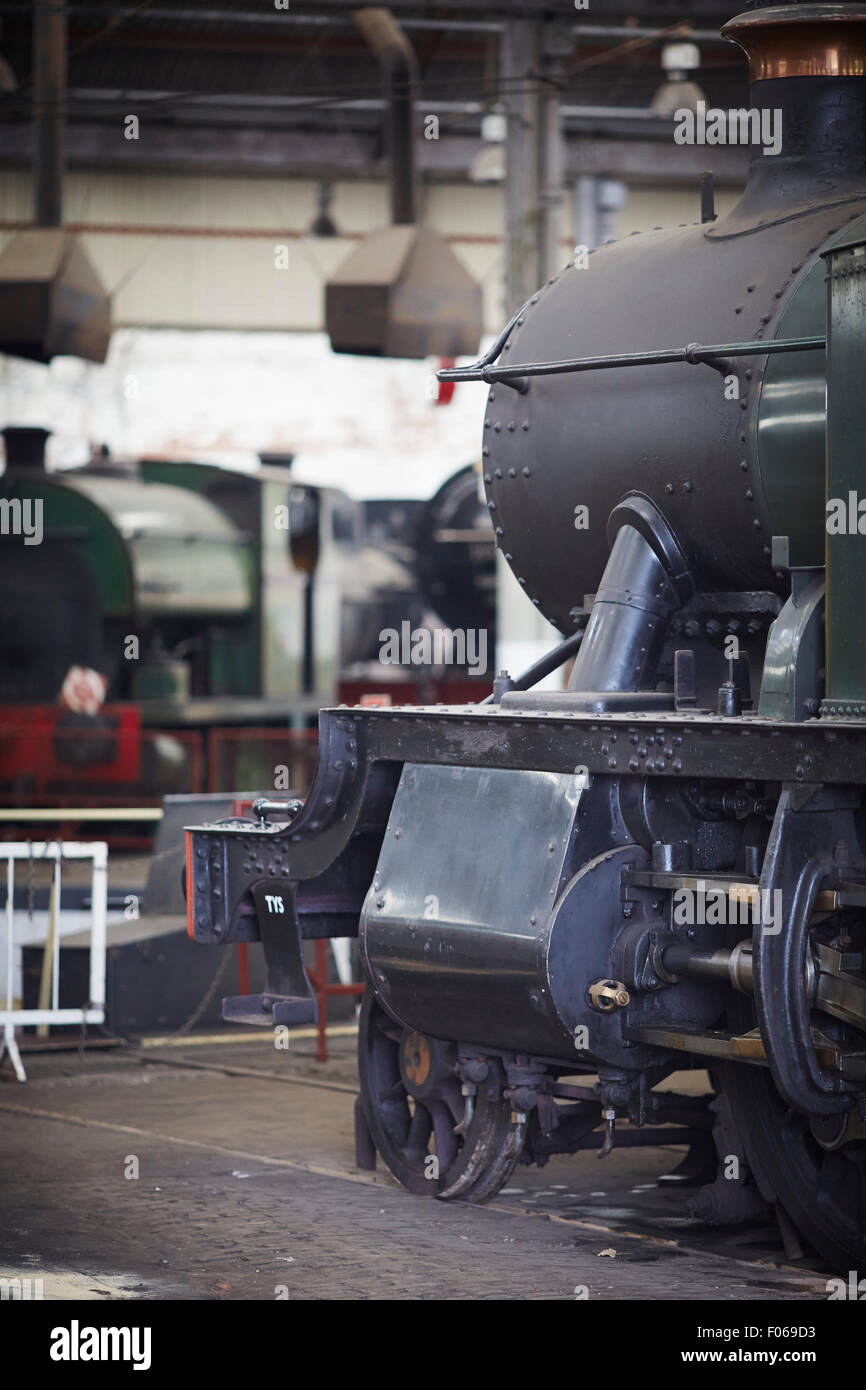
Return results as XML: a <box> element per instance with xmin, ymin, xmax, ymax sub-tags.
<box><xmin>0</xmin><ymin>842</ymin><xmax>107</xmax><ymax>1082</ymax></box>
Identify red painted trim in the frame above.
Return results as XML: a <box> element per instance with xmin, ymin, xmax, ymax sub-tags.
<box><xmin>237</xmin><ymin>942</ymin><xmax>250</xmax><ymax>996</ymax></box>
<box><xmin>185</xmin><ymin>830</ymin><xmax>195</xmax><ymax>940</ymax></box>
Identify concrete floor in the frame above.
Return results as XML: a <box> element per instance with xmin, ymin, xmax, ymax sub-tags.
<box><xmin>0</xmin><ymin>1031</ymin><xmax>832</xmax><ymax>1301</ymax></box>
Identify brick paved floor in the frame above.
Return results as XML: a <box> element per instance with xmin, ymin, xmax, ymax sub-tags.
<box><xmin>0</xmin><ymin>1036</ymin><xmax>830</xmax><ymax>1301</ymax></box>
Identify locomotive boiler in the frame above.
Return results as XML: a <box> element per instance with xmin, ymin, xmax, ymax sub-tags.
<box><xmin>185</xmin><ymin>4</ymin><xmax>866</xmax><ymax>1271</ymax></box>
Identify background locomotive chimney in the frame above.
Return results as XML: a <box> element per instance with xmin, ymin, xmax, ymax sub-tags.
<box><xmin>722</xmin><ymin>3</ymin><xmax>866</xmax><ymax>216</ymax></box>
<box><xmin>1</xmin><ymin>425</ymin><xmax>51</xmax><ymax>471</ymax></box>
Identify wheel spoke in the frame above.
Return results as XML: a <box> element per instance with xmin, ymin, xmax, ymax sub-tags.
<box><xmin>429</xmin><ymin>1099</ymin><xmax>459</xmax><ymax>1171</ymax></box>
<box><xmin>374</xmin><ymin>1012</ymin><xmax>402</xmax><ymax>1043</ymax></box>
<box><xmin>405</xmin><ymin>1101</ymin><xmax>433</xmax><ymax>1158</ymax></box>
<box><xmin>439</xmin><ymin>1080</ymin><xmax>465</xmax><ymax>1127</ymax></box>
<box><xmin>380</xmin><ymin>1078</ymin><xmax>408</xmax><ymax>1104</ymax></box>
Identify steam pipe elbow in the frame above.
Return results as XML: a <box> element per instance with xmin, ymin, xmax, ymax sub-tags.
<box><xmin>607</xmin><ymin>492</ymin><xmax>695</xmax><ymax>607</ymax></box>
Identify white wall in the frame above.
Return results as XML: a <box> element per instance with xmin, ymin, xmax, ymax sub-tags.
<box><xmin>0</xmin><ymin>169</ymin><xmax>743</xmax><ymax>499</ymax></box>
<box><xmin>0</xmin><ymin>328</ymin><xmax>489</xmax><ymax>500</ymax></box>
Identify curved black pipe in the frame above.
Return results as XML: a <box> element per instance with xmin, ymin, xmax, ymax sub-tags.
<box><xmin>489</xmin><ymin>494</ymin><xmax>692</xmax><ymax>711</ymax></box>
<box><xmin>567</xmin><ymin>493</ymin><xmax>693</xmax><ymax>695</ymax></box>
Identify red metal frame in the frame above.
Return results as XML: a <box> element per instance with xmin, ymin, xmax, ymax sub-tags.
<box><xmin>237</xmin><ymin>941</ymin><xmax>250</xmax><ymax>996</ymax></box>
<box><xmin>306</xmin><ymin>939</ymin><xmax>364</xmax><ymax>1063</ymax></box>
<box><xmin>0</xmin><ymin>715</ymin><xmax>204</xmax><ymax>848</ymax></box>
<box><xmin>0</xmin><ymin>712</ymin><xmax>204</xmax><ymax>801</ymax></box>
<box><xmin>0</xmin><ymin>705</ymin><xmax>142</xmax><ymax>787</ymax></box>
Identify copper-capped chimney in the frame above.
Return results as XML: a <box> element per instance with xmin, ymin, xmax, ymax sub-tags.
<box><xmin>721</xmin><ymin>4</ymin><xmax>866</xmax><ymax>219</ymax></box>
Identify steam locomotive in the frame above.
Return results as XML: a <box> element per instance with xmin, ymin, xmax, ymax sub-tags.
<box><xmin>185</xmin><ymin>4</ymin><xmax>866</xmax><ymax>1271</ymax></box>
<box><xmin>0</xmin><ymin>428</ymin><xmax>492</xmax><ymax>799</ymax></box>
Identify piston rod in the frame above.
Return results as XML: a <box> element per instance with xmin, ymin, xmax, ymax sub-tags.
<box><xmin>663</xmin><ymin>941</ymin><xmax>754</xmax><ymax>995</ymax></box>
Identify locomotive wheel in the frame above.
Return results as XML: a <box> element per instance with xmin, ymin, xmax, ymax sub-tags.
<box><xmin>357</xmin><ymin>991</ymin><xmax>522</xmax><ymax>1201</ymax></box>
<box><xmin>719</xmin><ymin>1061</ymin><xmax>866</xmax><ymax>1270</ymax></box>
